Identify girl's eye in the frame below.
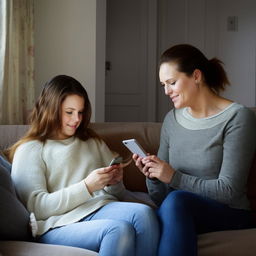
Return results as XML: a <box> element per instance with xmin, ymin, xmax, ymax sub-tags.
<box><xmin>78</xmin><ymin>112</ymin><xmax>83</xmax><ymax>115</ymax></box>
<box><xmin>170</xmin><ymin>81</ymin><xmax>176</xmax><ymax>85</ymax></box>
<box><xmin>66</xmin><ymin>112</ymin><xmax>72</xmax><ymax>115</ymax></box>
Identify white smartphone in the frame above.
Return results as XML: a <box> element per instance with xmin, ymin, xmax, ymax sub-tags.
<box><xmin>109</xmin><ymin>156</ymin><xmax>123</xmax><ymax>166</ymax></box>
<box><xmin>122</xmin><ymin>139</ymin><xmax>147</xmax><ymax>157</ymax></box>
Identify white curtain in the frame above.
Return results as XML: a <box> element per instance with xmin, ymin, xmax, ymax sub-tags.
<box><xmin>0</xmin><ymin>0</ymin><xmax>35</xmax><ymax>124</ymax></box>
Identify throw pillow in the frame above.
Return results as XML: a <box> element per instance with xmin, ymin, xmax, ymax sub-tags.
<box><xmin>0</xmin><ymin>151</ymin><xmax>11</xmax><ymax>173</ymax></box>
<box><xmin>0</xmin><ymin>156</ymin><xmax>31</xmax><ymax>241</ymax></box>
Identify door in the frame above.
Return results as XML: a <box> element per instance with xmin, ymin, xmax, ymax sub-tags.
<box><xmin>105</xmin><ymin>0</ymin><xmax>157</xmax><ymax>122</ymax></box>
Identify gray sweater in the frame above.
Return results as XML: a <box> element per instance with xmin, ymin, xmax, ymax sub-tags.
<box><xmin>147</xmin><ymin>103</ymin><xmax>256</xmax><ymax>210</ymax></box>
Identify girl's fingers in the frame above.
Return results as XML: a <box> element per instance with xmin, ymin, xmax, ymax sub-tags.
<box><xmin>97</xmin><ymin>166</ymin><xmax>115</xmax><ymax>174</ymax></box>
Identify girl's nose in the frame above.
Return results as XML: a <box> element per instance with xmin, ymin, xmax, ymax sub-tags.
<box><xmin>72</xmin><ymin>113</ymin><xmax>80</xmax><ymax>122</ymax></box>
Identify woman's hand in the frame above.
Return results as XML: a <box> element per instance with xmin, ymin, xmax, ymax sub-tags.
<box><xmin>133</xmin><ymin>154</ymin><xmax>175</xmax><ymax>183</ymax></box>
<box><xmin>84</xmin><ymin>166</ymin><xmax>120</xmax><ymax>194</ymax></box>
<box><xmin>133</xmin><ymin>153</ymin><xmax>149</xmax><ymax>175</ymax></box>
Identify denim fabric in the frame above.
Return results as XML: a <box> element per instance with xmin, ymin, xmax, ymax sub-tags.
<box><xmin>38</xmin><ymin>201</ymin><xmax>159</xmax><ymax>256</ymax></box>
<box><xmin>157</xmin><ymin>190</ymin><xmax>252</xmax><ymax>256</ymax></box>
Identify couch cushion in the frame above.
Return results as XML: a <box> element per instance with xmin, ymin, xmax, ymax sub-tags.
<box><xmin>0</xmin><ymin>150</ymin><xmax>11</xmax><ymax>173</ymax></box>
<box><xmin>0</xmin><ymin>156</ymin><xmax>31</xmax><ymax>241</ymax></box>
<box><xmin>247</xmin><ymin>155</ymin><xmax>256</xmax><ymax>223</ymax></box>
<box><xmin>198</xmin><ymin>228</ymin><xmax>256</xmax><ymax>256</ymax></box>
<box><xmin>0</xmin><ymin>241</ymin><xmax>98</xmax><ymax>256</ymax></box>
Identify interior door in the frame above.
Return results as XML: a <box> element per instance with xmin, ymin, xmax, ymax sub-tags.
<box><xmin>105</xmin><ymin>0</ymin><xmax>157</xmax><ymax>122</ymax></box>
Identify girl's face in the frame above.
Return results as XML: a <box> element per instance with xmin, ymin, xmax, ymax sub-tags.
<box><xmin>159</xmin><ymin>62</ymin><xmax>199</xmax><ymax>109</ymax></box>
<box><xmin>57</xmin><ymin>94</ymin><xmax>84</xmax><ymax>140</ymax></box>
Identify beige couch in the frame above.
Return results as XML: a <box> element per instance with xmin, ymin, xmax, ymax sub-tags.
<box><xmin>0</xmin><ymin>121</ymin><xmax>256</xmax><ymax>256</ymax></box>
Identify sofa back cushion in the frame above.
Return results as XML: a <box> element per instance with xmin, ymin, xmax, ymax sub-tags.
<box><xmin>0</xmin><ymin>155</ymin><xmax>31</xmax><ymax>241</ymax></box>
<box><xmin>0</xmin><ymin>122</ymin><xmax>256</xmax><ymax>208</ymax></box>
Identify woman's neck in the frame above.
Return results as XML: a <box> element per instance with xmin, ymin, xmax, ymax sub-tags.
<box><xmin>187</xmin><ymin>87</ymin><xmax>233</xmax><ymax>118</ymax></box>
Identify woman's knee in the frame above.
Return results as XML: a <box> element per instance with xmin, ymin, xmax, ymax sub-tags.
<box><xmin>158</xmin><ymin>190</ymin><xmax>195</xmax><ymax>216</ymax></box>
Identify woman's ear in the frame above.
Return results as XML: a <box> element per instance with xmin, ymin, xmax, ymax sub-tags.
<box><xmin>193</xmin><ymin>69</ymin><xmax>202</xmax><ymax>83</ymax></box>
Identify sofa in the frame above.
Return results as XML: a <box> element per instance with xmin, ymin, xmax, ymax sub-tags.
<box><xmin>1</xmin><ymin>121</ymin><xmax>256</xmax><ymax>256</ymax></box>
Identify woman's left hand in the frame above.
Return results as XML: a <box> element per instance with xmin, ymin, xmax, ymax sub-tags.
<box><xmin>142</xmin><ymin>155</ymin><xmax>175</xmax><ymax>183</ymax></box>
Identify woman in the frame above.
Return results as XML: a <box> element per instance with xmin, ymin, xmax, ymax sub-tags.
<box><xmin>9</xmin><ymin>75</ymin><xmax>159</xmax><ymax>256</ymax></box>
<box><xmin>133</xmin><ymin>44</ymin><xmax>256</xmax><ymax>256</ymax></box>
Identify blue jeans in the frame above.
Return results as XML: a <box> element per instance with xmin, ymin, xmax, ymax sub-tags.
<box><xmin>38</xmin><ymin>202</ymin><xmax>159</xmax><ymax>256</ymax></box>
<box><xmin>157</xmin><ymin>190</ymin><xmax>252</xmax><ymax>256</ymax></box>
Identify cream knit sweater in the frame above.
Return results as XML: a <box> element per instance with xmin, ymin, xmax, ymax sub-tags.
<box><xmin>11</xmin><ymin>136</ymin><xmax>125</xmax><ymax>236</ymax></box>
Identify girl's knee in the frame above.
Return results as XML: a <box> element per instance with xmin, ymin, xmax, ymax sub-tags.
<box><xmin>108</xmin><ymin>220</ymin><xmax>135</xmax><ymax>238</ymax></box>
<box><xmin>132</xmin><ymin>203</ymin><xmax>155</xmax><ymax>216</ymax></box>
<box><xmin>101</xmin><ymin>221</ymin><xmax>136</xmax><ymax>255</ymax></box>
<box><xmin>132</xmin><ymin>203</ymin><xmax>158</xmax><ymax>224</ymax></box>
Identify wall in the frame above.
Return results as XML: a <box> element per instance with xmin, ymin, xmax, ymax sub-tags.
<box><xmin>157</xmin><ymin>0</ymin><xmax>256</xmax><ymax>120</ymax></box>
<box><xmin>217</xmin><ymin>0</ymin><xmax>256</xmax><ymax>107</ymax></box>
<box><xmin>34</xmin><ymin>0</ymin><xmax>106</xmax><ymax>121</ymax></box>
<box><xmin>34</xmin><ymin>0</ymin><xmax>256</xmax><ymax>122</ymax></box>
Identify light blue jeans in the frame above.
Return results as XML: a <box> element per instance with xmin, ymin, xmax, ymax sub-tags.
<box><xmin>38</xmin><ymin>202</ymin><xmax>159</xmax><ymax>256</ymax></box>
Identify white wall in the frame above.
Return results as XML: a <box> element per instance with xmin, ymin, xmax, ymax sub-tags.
<box><xmin>157</xmin><ymin>0</ymin><xmax>256</xmax><ymax>120</ymax></box>
<box><xmin>217</xmin><ymin>0</ymin><xmax>256</xmax><ymax>106</ymax></box>
<box><xmin>34</xmin><ymin>0</ymin><xmax>256</xmax><ymax>122</ymax></box>
<box><xmin>34</xmin><ymin>0</ymin><xmax>106</xmax><ymax>121</ymax></box>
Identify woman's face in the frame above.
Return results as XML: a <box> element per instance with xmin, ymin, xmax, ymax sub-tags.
<box><xmin>159</xmin><ymin>62</ymin><xmax>198</xmax><ymax>109</ymax></box>
<box><xmin>57</xmin><ymin>94</ymin><xmax>84</xmax><ymax>140</ymax></box>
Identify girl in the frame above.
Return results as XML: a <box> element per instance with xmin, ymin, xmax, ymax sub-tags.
<box><xmin>9</xmin><ymin>75</ymin><xmax>159</xmax><ymax>256</ymax></box>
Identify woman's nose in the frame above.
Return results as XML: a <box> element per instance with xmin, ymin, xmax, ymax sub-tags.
<box><xmin>164</xmin><ymin>84</ymin><xmax>172</xmax><ymax>95</ymax></box>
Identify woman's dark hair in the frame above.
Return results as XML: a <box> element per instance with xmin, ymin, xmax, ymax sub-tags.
<box><xmin>160</xmin><ymin>44</ymin><xmax>230</xmax><ymax>93</ymax></box>
<box><xmin>7</xmin><ymin>75</ymin><xmax>99</xmax><ymax>162</ymax></box>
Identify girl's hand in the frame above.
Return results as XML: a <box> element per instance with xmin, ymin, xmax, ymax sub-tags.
<box><xmin>107</xmin><ymin>158</ymin><xmax>133</xmax><ymax>185</ymax></box>
<box><xmin>142</xmin><ymin>155</ymin><xmax>175</xmax><ymax>183</ymax></box>
<box><xmin>84</xmin><ymin>166</ymin><xmax>118</xmax><ymax>193</ymax></box>
<box><xmin>107</xmin><ymin>166</ymin><xmax>123</xmax><ymax>185</ymax></box>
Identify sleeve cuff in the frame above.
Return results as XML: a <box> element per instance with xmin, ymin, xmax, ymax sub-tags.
<box><xmin>169</xmin><ymin>170</ymin><xmax>182</xmax><ymax>188</ymax></box>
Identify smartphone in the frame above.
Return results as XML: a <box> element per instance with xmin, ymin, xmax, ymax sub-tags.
<box><xmin>109</xmin><ymin>156</ymin><xmax>123</xmax><ymax>166</ymax></box>
<box><xmin>122</xmin><ymin>139</ymin><xmax>147</xmax><ymax>157</ymax></box>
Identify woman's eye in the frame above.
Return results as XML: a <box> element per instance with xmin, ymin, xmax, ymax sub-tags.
<box><xmin>171</xmin><ymin>81</ymin><xmax>176</xmax><ymax>85</ymax></box>
<box><xmin>66</xmin><ymin>112</ymin><xmax>72</xmax><ymax>115</ymax></box>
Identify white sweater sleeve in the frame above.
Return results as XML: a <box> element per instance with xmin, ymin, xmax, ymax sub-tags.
<box><xmin>11</xmin><ymin>141</ymin><xmax>92</xmax><ymax>220</ymax></box>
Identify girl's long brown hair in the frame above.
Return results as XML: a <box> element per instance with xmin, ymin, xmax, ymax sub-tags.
<box><xmin>7</xmin><ymin>75</ymin><xmax>99</xmax><ymax>162</ymax></box>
